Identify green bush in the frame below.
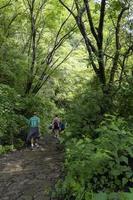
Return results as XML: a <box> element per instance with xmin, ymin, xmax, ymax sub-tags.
<box><xmin>54</xmin><ymin>115</ymin><xmax>133</xmax><ymax>200</ymax></box>
<box><xmin>0</xmin><ymin>84</ymin><xmax>28</xmax><ymax>146</ymax></box>
<box><xmin>116</xmin><ymin>75</ymin><xmax>133</xmax><ymax>128</ymax></box>
<box><xmin>65</xmin><ymin>86</ymin><xmax>103</xmax><ymax>140</ymax></box>
<box><xmin>0</xmin><ymin>145</ymin><xmax>14</xmax><ymax>155</ymax></box>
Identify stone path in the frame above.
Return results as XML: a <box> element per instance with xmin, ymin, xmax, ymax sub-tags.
<box><xmin>0</xmin><ymin>135</ymin><xmax>64</xmax><ymax>200</ymax></box>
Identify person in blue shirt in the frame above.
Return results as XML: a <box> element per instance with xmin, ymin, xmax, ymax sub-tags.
<box><xmin>26</xmin><ymin>112</ymin><xmax>40</xmax><ymax>148</ymax></box>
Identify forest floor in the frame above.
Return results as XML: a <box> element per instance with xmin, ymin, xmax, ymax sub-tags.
<box><xmin>0</xmin><ymin>134</ymin><xmax>64</xmax><ymax>200</ymax></box>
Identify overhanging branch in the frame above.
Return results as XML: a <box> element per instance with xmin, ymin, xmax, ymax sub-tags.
<box><xmin>59</xmin><ymin>0</ymin><xmax>76</xmax><ymax>18</ymax></box>
<box><xmin>0</xmin><ymin>0</ymin><xmax>12</xmax><ymax>9</ymax></box>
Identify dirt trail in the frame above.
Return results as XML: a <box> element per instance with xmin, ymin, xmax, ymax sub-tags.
<box><xmin>0</xmin><ymin>135</ymin><xmax>64</xmax><ymax>200</ymax></box>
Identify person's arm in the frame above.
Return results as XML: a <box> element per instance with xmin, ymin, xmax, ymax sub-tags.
<box><xmin>59</xmin><ymin>120</ymin><xmax>61</xmax><ymax>130</ymax></box>
<box><xmin>28</xmin><ymin>118</ymin><xmax>31</xmax><ymax>127</ymax></box>
<box><xmin>52</xmin><ymin>119</ymin><xmax>55</xmax><ymax>129</ymax></box>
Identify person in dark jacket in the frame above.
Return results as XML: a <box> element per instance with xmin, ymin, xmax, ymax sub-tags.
<box><xmin>52</xmin><ymin>115</ymin><xmax>60</xmax><ymax>138</ymax></box>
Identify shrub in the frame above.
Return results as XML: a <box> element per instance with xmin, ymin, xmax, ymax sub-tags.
<box><xmin>54</xmin><ymin>115</ymin><xmax>133</xmax><ymax>199</ymax></box>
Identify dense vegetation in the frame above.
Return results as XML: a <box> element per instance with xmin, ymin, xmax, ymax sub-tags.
<box><xmin>0</xmin><ymin>0</ymin><xmax>133</xmax><ymax>199</ymax></box>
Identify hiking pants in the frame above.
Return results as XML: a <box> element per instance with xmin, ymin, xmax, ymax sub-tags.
<box><xmin>26</xmin><ymin>127</ymin><xmax>40</xmax><ymax>143</ymax></box>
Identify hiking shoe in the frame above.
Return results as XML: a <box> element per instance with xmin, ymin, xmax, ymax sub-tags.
<box><xmin>31</xmin><ymin>145</ymin><xmax>34</xmax><ymax>150</ymax></box>
<box><xmin>35</xmin><ymin>143</ymin><xmax>39</xmax><ymax>148</ymax></box>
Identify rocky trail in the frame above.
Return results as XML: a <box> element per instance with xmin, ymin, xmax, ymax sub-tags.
<box><xmin>0</xmin><ymin>135</ymin><xmax>64</xmax><ymax>200</ymax></box>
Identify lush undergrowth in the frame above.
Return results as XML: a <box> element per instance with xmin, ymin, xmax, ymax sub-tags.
<box><xmin>53</xmin><ymin>115</ymin><xmax>133</xmax><ymax>200</ymax></box>
<box><xmin>53</xmin><ymin>189</ymin><xmax>133</xmax><ymax>200</ymax></box>
<box><xmin>0</xmin><ymin>145</ymin><xmax>14</xmax><ymax>155</ymax></box>
<box><xmin>51</xmin><ymin>73</ymin><xmax>133</xmax><ymax>199</ymax></box>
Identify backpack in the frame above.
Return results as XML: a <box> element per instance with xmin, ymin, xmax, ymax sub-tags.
<box><xmin>60</xmin><ymin>123</ymin><xmax>65</xmax><ymax>131</ymax></box>
<box><xmin>53</xmin><ymin>120</ymin><xmax>59</xmax><ymax>129</ymax></box>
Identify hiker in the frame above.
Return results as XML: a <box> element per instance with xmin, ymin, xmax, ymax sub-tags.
<box><xmin>26</xmin><ymin>112</ymin><xmax>40</xmax><ymax>149</ymax></box>
<box><xmin>52</xmin><ymin>115</ymin><xmax>60</xmax><ymax>138</ymax></box>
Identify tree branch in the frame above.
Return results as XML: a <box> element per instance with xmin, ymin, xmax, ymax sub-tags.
<box><xmin>41</xmin><ymin>21</ymin><xmax>77</xmax><ymax>67</ymax></box>
<box><xmin>59</xmin><ymin>0</ymin><xmax>76</xmax><ymax>18</ymax></box>
<box><xmin>25</xmin><ymin>0</ymin><xmax>37</xmax><ymax>94</ymax></box>
<box><xmin>6</xmin><ymin>13</ymin><xmax>20</xmax><ymax>37</ymax></box>
<box><xmin>35</xmin><ymin>0</ymin><xmax>47</xmax><ymax>24</ymax></box>
<box><xmin>83</xmin><ymin>0</ymin><xmax>98</xmax><ymax>42</ymax></box>
<box><xmin>32</xmin><ymin>45</ymin><xmax>77</xmax><ymax>94</ymax></box>
<box><xmin>118</xmin><ymin>44</ymin><xmax>133</xmax><ymax>87</ymax></box>
<box><xmin>109</xmin><ymin>6</ymin><xmax>129</xmax><ymax>85</ymax></box>
<box><xmin>98</xmin><ymin>0</ymin><xmax>106</xmax><ymax>43</ymax></box>
<box><xmin>0</xmin><ymin>0</ymin><xmax>12</xmax><ymax>10</ymax></box>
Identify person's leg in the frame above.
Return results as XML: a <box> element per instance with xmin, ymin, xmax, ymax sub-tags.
<box><xmin>34</xmin><ymin>138</ymin><xmax>39</xmax><ymax>147</ymax></box>
<box><xmin>55</xmin><ymin>129</ymin><xmax>59</xmax><ymax>138</ymax></box>
<box><xmin>57</xmin><ymin>129</ymin><xmax>59</xmax><ymax>138</ymax></box>
<box><xmin>27</xmin><ymin>128</ymin><xmax>39</xmax><ymax>148</ymax></box>
<box><xmin>31</xmin><ymin>137</ymin><xmax>34</xmax><ymax>148</ymax></box>
<box><xmin>26</xmin><ymin>128</ymin><xmax>34</xmax><ymax>147</ymax></box>
<box><xmin>34</xmin><ymin>128</ymin><xmax>40</xmax><ymax>147</ymax></box>
<box><xmin>52</xmin><ymin>128</ymin><xmax>56</xmax><ymax>137</ymax></box>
